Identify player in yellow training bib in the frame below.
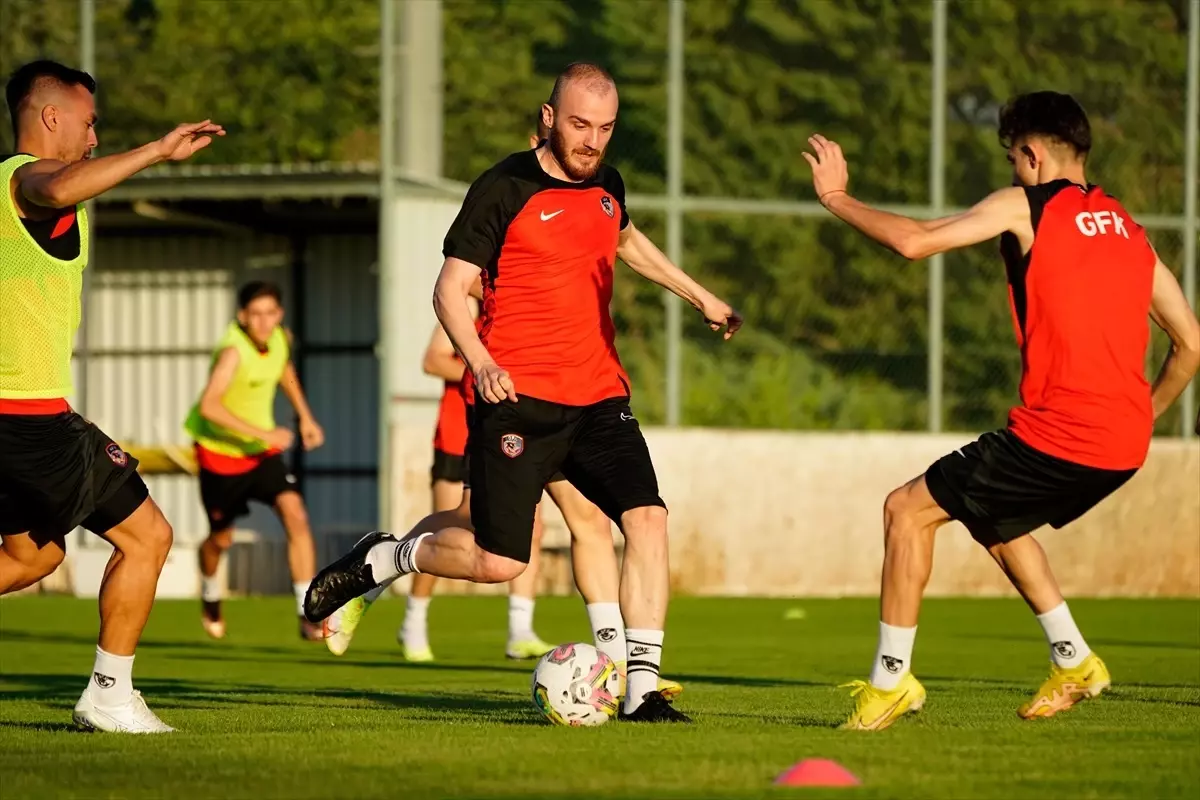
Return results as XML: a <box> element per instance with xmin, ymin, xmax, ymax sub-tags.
<box><xmin>0</xmin><ymin>59</ymin><xmax>224</xmax><ymax>734</ymax></box>
<box><xmin>184</xmin><ymin>281</ymin><xmax>327</xmax><ymax>641</ymax></box>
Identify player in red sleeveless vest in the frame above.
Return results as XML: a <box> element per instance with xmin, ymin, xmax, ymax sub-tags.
<box><xmin>805</xmin><ymin>91</ymin><xmax>1200</xmax><ymax>730</ymax></box>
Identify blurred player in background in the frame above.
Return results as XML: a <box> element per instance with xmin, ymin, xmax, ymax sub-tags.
<box><xmin>805</xmin><ymin>91</ymin><xmax>1200</xmax><ymax>730</ymax></box>
<box><xmin>184</xmin><ymin>281</ymin><xmax>326</xmax><ymax>641</ymax></box>
<box><xmin>309</xmin><ymin>64</ymin><xmax>740</xmax><ymax>722</ymax></box>
<box><xmin>0</xmin><ymin>60</ymin><xmax>223</xmax><ymax>733</ymax></box>
<box><xmin>395</xmin><ymin>297</ymin><xmax>553</xmax><ymax>662</ymax></box>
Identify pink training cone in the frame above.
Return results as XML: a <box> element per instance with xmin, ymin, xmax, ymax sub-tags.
<box><xmin>774</xmin><ymin>758</ymin><xmax>861</xmax><ymax>787</ymax></box>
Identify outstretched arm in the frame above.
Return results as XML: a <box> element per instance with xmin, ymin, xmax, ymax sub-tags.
<box><xmin>1147</xmin><ymin>250</ymin><xmax>1200</xmax><ymax>420</ymax></box>
<box><xmin>280</xmin><ymin>354</ymin><xmax>324</xmax><ymax>451</ymax></box>
<box><xmin>616</xmin><ymin>222</ymin><xmax>743</xmax><ymax>339</ymax></box>
<box><xmin>13</xmin><ymin>120</ymin><xmax>225</xmax><ymax>210</ymax></box>
<box><xmin>804</xmin><ymin>134</ymin><xmax>1030</xmax><ymax>260</ymax></box>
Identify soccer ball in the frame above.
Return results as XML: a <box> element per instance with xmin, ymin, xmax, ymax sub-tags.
<box><xmin>530</xmin><ymin>642</ymin><xmax>621</xmax><ymax>727</ymax></box>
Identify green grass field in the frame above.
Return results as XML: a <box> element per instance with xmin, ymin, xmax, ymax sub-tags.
<box><xmin>1</xmin><ymin>595</ymin><xmax>1198</xmax><ymax>799</ymax></box>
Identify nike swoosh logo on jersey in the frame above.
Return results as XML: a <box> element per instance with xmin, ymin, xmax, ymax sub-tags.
<box><xmin>540</xmin><ymin>210</ymin><xmax>564</xmax><ymax>221</ymax></box>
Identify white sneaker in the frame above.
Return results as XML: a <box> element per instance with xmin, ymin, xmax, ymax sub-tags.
<box><xmin>73</xmin><ymin>689</ymin><xmax>175</xmax><ymax>734</ymax></box>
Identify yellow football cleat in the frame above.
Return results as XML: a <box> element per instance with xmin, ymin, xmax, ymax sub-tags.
<box><xmin>505</xmin><ymin>637</ymin><xmax>555</xmax><ymax>660</ymax></box>
<box><xmin>839</xmin><ymin>673</ymin><xmax>926</xmax><ymax>731</ymax></box>
<box><xmin>614</xmin><ymin>660</ymin><xmax>684</xmax><ymax>703</ymax></box>
<box><xmin>400</xmin><ymin>642</ymin><xmax>435</xmax><ymax>663</ymax></box>
<box><xmin>324</xmin><ymin>595</ymin><xmax>374</xmax><ymax>657</ymax></box>
<box><xmin>1018</xmin><ymin>652</ymin><xmax>1111</xmax><ymax>720</ymax></box>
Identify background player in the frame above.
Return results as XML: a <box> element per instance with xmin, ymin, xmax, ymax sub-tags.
<box><xmin>308</xmin><ymin>63</ymin><xmax>740</xmax><ymax>722</ymax></box>
<box><xmin>398</xmin><ymin>300</ymin><xmax>552</xmax><ymax>661</ymax></box>
<box><xmin>0</xmin><ymin>60</ymin><xmax>223</xmax><ymax>733</ymax></box>
<box><xmin>804</xmin><ymin>91</ymin><xmax>1200</xmax><ymax>730</ymax></box>
<box><xmin>184</xmin><ymin>281</ymin><xmax>326</xmax><ymax>641</ymax></box>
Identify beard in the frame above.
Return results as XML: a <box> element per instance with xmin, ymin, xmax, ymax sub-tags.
<box><xmin>549</xmin><ymin>125</ymin><xmax>605</xmax><ymax>182</ymax></box>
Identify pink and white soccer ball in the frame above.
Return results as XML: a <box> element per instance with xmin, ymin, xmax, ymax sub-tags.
<box><xmin>530</xmin><ymin>642</ymin><xmax>621</xmax><ymax>727</ymax></box>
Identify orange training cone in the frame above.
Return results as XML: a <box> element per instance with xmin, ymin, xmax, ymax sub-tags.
<box><xmin>774</xmin><ymin>758</ymin><xmax>861</xmax><ymax>787</ymax></box>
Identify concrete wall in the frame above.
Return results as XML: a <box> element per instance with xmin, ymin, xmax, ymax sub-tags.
<box><xmin>388</xmin><ymin>426</ymin><xmax>1200</xmax><ymax>598</ymax></box>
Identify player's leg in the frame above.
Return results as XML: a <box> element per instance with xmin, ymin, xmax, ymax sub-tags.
<box><xmin>559</xmin><ymin>399</ymin><xmax>688</xmax><ymax>723</ymax></box>
<box><xmin>274</xmin><ymin>489</ymin><xmax>322</xmax><ymax>640</ymax></box>
<box><xmin>503</xmin><ymin>500</ymin><xmax>553</xmax><ymax>659</ymax></box>
<box><xmin>74</xmin><ymin>479</ymin><xmax>176</xmax><ymax>733</ymax></box>
<box><xmin>304</xmin><ymin>399</ymin><xmax>554</xmax><ymax>624</ymax></box>
<box><xmin>0</xmin><ymin>529</ymin><xmax>67</xmax><ymax>594</ymax></box>
<box><xmin>194</xmin><ymin>465</ymin><xmax>253</xmax><ymax>639</ymax></box>
<box><xmin>398</xmin><ymin>474</ymin><xmax>462</xmax><ymax>661</ymax></box>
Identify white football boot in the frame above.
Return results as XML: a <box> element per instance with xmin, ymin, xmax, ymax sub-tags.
<box><xmin>73</xmin><ymin>689</ymin><xmax>175</xmax><ymax>733</ymax></box>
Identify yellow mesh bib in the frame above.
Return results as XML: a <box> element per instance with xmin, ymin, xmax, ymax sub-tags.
<box><xmin>184</xmin><ymin>323</ymin><xmax>289</xmax><ymax>456</ymax></box>
<box><xmin>0</xmin><ymin>155</ymin><xmax>90</xmax><ymax>399</ymax></box>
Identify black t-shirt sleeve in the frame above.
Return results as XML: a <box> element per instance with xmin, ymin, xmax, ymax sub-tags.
<box><xmin>603</xmin><ymin>166</ymin><xmax>630</xmax><ymax>231</ymax></box>
<box><xmin>442</xmin><ymin>166</ymin><xmax>514</xmax><ymax>269</ymax></box>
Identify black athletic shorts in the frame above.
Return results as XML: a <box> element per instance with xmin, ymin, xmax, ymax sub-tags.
<box><xmin>199</xmin><ymin>453</ymin><xmax>298</xmax><ymax>534</ymax></box>
<box><xmin>468</xmin><ymin>394</ymin><xmax>665</xmax><ymax>562</ymax></box>
<box><xmin>0</xmin><ymin>412</ymin><xmax>148</xmax><ymax>537</ymax></box>
<box><xmin>431</xmin><ymin>448</ymin><xmax>467</xmax><ymax>485</ymax></box>
<box><xmin>460</xmin><ymin>404</ymin><xmax>565</xmax><ymax>491</ymax></box>
<box><xmin>924</xmin><ymin>429</ymin><xmax>1137</xmax><ymax>546</ymax></box>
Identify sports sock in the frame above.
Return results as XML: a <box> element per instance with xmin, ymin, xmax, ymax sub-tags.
<box><xmin>869</xmin><ymin>621</ymin><xmax>917</xmax><ymax>690</ymax></box>
<box><xmin>292</xmin><ymin>582</ymin><xmax>308</xmax><ymax>617</ymax></box>
<box><xmin>89</xmin><ymin>647</ymin><xmax>134</xmax><ymax>708</ymax></box>
<box><xmin>586</xmin><ymin>603</ymin><xmax>626</xmax><ymax>665</ymax></box>
<box><xmin>624</xmin><ymin>629</ymin><xmax>664</xmax><ymax>714</ymax></box>
<box><xmin>367</xmin><ymin>533</ymin><xmax>430</xmax><ymax>585</ymax></box>
<box><xmin>508</xmin><ymin>595</ymin><xmax>536</xmax><ymax>642</ymax></box>
<box><xmin>401</xmin><ymin>595</ymin><xmax>431</xmax><ymax>649</ymax></box>
<box><xmin>200</xmin><ymin>575</ymin><xmax>222</xmax><ymax>604</ymax></box>
<box><xmin>1036</xmin><ymin>602</ymin><xmax>1091</xmax><ymax>668</ymax></box>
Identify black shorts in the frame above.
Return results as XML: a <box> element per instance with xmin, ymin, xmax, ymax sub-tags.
<box><xmin>925</xmin><ymin>429</ymin><xmax>1137</xmax><ymax>546</ymax></box>
<box><xmin>0</xmin><ymin>412</ymin><xmax>148</xmax><ymax>537</ymax></box>
<box><xmin>468</xmin><ymin>394</ymin><xmax>665</xmax><ymax>562</ymax></box>
<box><xmin>460</xmin><ymin>404</ymin><xmax>565</xmax><ymax>490</ymax></box>
<box><xmin>199</xmin><ymin>453</ymin><xmax>298</xmax><ymax>534</ymax></box>
<box><xmin>431</xmin><ymin>449</ymin><xmax>467</xmax><ymax>485</ymax></box>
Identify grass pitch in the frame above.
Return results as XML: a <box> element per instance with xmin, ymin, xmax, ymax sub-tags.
<box><xmin>1</xmin><ymin>595</ymin><xmax>1197</xmax><ymax>799</ymax></box>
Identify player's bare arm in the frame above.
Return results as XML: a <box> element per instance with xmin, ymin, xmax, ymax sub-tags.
<box><xmin>616</xmin><ymin>222</ymin><xmax>743</xmax><ymax>339</ymax></box>
<box><xmin>1146</xmin><ymin>249</ymin><xmax>1200</xmax><ymax>420</ymax></box>
<box><xmin>804</xmin><ymin>133</ymin><xmax>1033</xmax><ymax>259</ymax></box>
<box><xmin>199</xmin><ymin>347</ymin><xmax>293</xmax><ymax>450</ymax></box>
<box><xmin>433</xmin><ymin>257</ymin><xmax>516</xmax><ymax>403</ymax></box>
<box><xmin>422</xmin><ymin>323</ymin><xmax>467</xmax><ymax>383</ymax></box>
<box><xmin>13</xmin><ymin>121</ymin><xmax>225</xmax><ymax>212</ymax></box>
<box><xmin>279</xmin><ymin>360</ymin><xmax>324</xmax><ymax>452</ymax></box>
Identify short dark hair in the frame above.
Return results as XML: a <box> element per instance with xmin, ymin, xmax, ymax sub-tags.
<box><xmin>535</xmin><ymin>107</ymin><xmax>549</xmax><ymax>141</ymax></box>
<box><xmin>237</xmin><ymin>280</ymin><xmax>282</xmax><ymax>309</ymax></box>
<box><xmin>548</xmin><ymin>62</ymin><xmax>615</xmax><ymax>110</ymax></box>
<box><xmin>998</xmin><ymin>91</ymin><xmax>1091</xmax><ymax>159</ymax></box>
<box><xmin>5</xmin><ymin>60</ymin><xmax>96</xmax><ymax>139</ymax></box>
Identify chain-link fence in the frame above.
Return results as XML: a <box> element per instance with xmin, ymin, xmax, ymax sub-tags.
<box><xmin>3</xmin><ymin>0</ymin><xmax>1196</xmax><ymax>436</ymax></box>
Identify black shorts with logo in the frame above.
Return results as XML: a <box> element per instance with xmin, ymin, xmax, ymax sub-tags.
<box><xmin>0</xmin><ymin>412</ymin><xmax>148</xmax><ymax>537</ymax></box>
<box><xmin>460</xmin><ymin>404</ymin><xmax>565</xmax><ymax>492</ymax></box>
<box><xmin>468</xmin><ymin>394</ymin><xmax>664</xmax><ymax>563</ymax></box>
<box><xmin>199</xmin><ymin>453</ymin><xmax>298</xmax><ymax>534</ymax></box>
<box><xmin>924</xmin><ymin>429</ymin><xmax>1137</xmax><ymax>546</ymax></box>
<box><xmin>431</xmin><ymin>449</ymin><xmax>467</xmax><ymax>485</ymax></box>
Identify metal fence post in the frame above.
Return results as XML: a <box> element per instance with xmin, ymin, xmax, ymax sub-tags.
<box><xmin>377</xmin><ymin>0</ymin><xmax>396</xmax><ymax>529</ymax></box>
<box><xmin>664</xmin><ymin>0</ymin><xmax>685</xmax><ymax>426</ymax></box>
<box><xmin>927</xmin><ymin>0</ymin><xmax>947</xmax><ymax>432</ymax></box>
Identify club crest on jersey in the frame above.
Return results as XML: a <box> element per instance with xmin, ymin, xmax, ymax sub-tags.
<box><xmin>105</xmin><ymin>443</ymin><xmax>127</xmax><ymax>467</ymax></box>
<box><xmin>600</xmin><ymin>195</ymin><xmax>614</xmax><ymax>218</ymax></box>
<box><xmin>500</xmin><ymin>433</ymin><xmax>524</xmax><ymax>458</ymax></box>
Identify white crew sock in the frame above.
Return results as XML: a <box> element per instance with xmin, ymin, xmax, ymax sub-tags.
<box><xmin>363</xmin><ymin>585</ymin><xmax>387</xmax><ymax>604</ymax></box>
<box><xmin>1036</xmin><ymin>602</ymin><xmax>1091</xmax><ymax>668</ymax></box>
<box><xmin>586</xmin><ymin>603</ymin><xmax>626</xmax><ymax>665</ymax></box>
<box><xmin>401</xmin><ymin>596</ymin><xmax>431</xmax><ymax>649</ymax></box>
<box><xmin>89</xmin><ymin>647</ymin><xmax>134</xmax><ymax>708</ymax></box>
<box><xmin>508</xmin><ymin>595</ymin><xmax>536</xmax><ymax>643</ymax></box>
<box><xmin>292</xmin><ymin>582</ymin><xmax>308</xmax><ymax>617</ymax></box>
<box><xmin>367</xmin><ymin>534</ymin><xmax>430</xmax><ymax>586</ymax></box>
<box><xmin>869</xmin><ymin>622</ymin><xmax>917</xmax><ymax>690</ymax></box>
<box><xmin>624</xmin><ymin>629</ymin><xmax>664</xmax><ymax>714</ymax></box>
<box><xmin>200</xmin><ymin>575</ymin><xmax>222</xmax><ymax>604</ymax></box>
